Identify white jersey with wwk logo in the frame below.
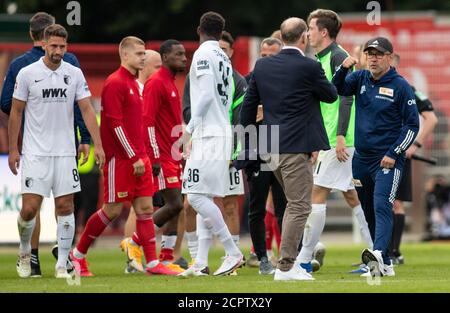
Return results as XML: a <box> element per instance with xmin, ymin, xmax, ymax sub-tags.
<box><xmin>188</xmin><ymin>40</ymin><xmax>233</xmax><ymax>139</ymax></box>
<box><xmin>13</xmin><ymin>57</ymin><xmax>91</xmax><ymax>156</ymax></box>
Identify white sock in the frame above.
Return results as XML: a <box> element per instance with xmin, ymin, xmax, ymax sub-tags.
<box><xmin>73</xmin><ymin>247</ymin><xmax>85</xmax><ymax>259</ymax></box>
<box><xmin>353</xmin><ymin>204</ymin><xmax>373</xmax><ymax>249</ymax></box>
<box><xmin>216</xmin><ymin>227</ymin><xmax>241</xmax><ymax>257</ymax></box>
<box><xmin>129</xmin><ymin>233</ymin><xmax>139</xmax><ymax>246</ymax></box>
<box><xmin>161</xmin><ymin>235</ymin><xmax>177</xmax><ymax>250</ymax></box>
<box><xmin>146</xmin><ymin>260</ymin><xmax>159</xmax><ymax>268</ymax></box>
<box><xmin>296</xmin><ymin>203</ymin><xmax>326</xmax><ymax>263</ymax></box>
<box><xmin>56</xmin><ymin>213</ymin><xmax>75</xmax><ymax>269</ymax></box>
<box><xmin>195</xmin><ymin>214</ymin><xmax>212</xmax><ymax>267</ymax></box>
<box><xmin>231</xmin><ymin>235</ymin><xmax>240</xmax><ymax>247</ymax></box>
<box><xmin>17</xmin><ymin>215</ymin><xmax>36</xmax><ymax>255</ymax></box>
<box><xmin>267</xmin><ymin>249</ymin><xmax>274</xmax><ymax>258</ymax></box>
<box><xmin>185</xmin><ymin>231</ymin><xmax>198</xmax><ymax>260</ymax></box>
<box><xmin>188</xmin><ymin>194</ymin><xmax>241</xmax><ymax>258</ymax></box>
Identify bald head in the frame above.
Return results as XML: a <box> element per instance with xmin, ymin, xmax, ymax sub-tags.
<box><xmin>138</xmin><ymin>49</ymin><xmax>162</xmax><ymax>83</ymax></box>
<box><xmin>280</xmin><ymin>17</ymin><xmax>307</xmax><ymax>45</ymax></box>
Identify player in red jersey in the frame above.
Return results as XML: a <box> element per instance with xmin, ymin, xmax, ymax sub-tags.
<box><xmin>70</xmin><ymin>36</ymin><xmax>177</xmax><ymax>277</ymax></box>
<box><xmin>144</xmin><ymin>40</ymin><xmax>186</xmax><ymax>268</ymax></box>
<box><xmin>123</xmin><ymin>40</ymin><xmax>187</xmax><ymax>273</ymax></box>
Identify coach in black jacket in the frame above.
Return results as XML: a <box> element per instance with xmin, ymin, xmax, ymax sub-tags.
<box><xmin>240</xmin><ymin>17</ymin><xmax>337</xmax><ymax>281</ymax></box>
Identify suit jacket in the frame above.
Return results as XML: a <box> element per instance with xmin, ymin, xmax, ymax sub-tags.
<box><xmin>239</xmin><ymin>48</ymin><xmax>338</xmax><ymax>154</ymax></box>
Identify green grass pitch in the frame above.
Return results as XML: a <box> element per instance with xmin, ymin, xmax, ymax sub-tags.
<box><xmin>1</xmin><ymin>243</ymin><xmax>449</xmax><ymax>293</ymax></box>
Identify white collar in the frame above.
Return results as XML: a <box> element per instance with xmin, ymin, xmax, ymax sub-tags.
<box><xmin>201</xmin><ymin>40</ymin><xmax>219</xmax><ymax>47</ymax></box>
<box><xmin>282</xmin><ymin>46</ymin><xmax>305</xmax><ymax>56</ymax></box>
<box><xmin>39</xmin><ymin>57</ymin><xmax>65</xmax><ymax>75</ymax></box>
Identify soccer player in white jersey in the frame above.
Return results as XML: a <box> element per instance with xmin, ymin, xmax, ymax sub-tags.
<box><xmin>179</xmin><ymin>12</ymin><xmax>244</xmax><ymax>277</ymax></box>
<box><xmin>8</xmin><ymin>24</ymin><xmax>105</xmax><ymax>279</ymax></box>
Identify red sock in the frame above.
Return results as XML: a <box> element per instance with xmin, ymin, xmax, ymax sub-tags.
<box><xmin>273</xmin><ymin>216</ymin><xmax>281</xmax><ymax>252</ymax></box>
<box><xmin>265</xmin><ymin>211</ymin><xmax>275</xmax><ymax>250</ymax></box>
<box><xmin>136</xmin><ymin>214</ymin><xmax>157</xmax><ymax>264</ymax></box>
<box><xmin>159</xmin><ymin>248</ymin><xmax>174</xmax><ymax>262</ymax></box>
<box><xmin>76</xmin><ymin>209</ymin><xmax>112</xmax><ymax>254</ymax></box>
<box><xmin>131</xmin><ymin>232</ymin><xmax>141</xmax><ymax>246</ymax></box>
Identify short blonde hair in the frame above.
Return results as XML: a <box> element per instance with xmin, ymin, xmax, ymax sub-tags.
<box><xmin>119</xmin><ymin>36</ymin><xmax>145</xmax><ymax>54</ymax></box>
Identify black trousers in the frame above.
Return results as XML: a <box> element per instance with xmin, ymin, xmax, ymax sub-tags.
<box><xmin>247</xmin><ymin>169</ymin><xmax>287</xmax><ymax>260</ymax></box>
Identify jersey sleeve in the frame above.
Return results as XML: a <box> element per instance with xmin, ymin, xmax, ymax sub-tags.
<box><xmin>331</xmin><ymin>51</ymin><xmax>354</xmax><ymax>138</ymax></box>
<box><xmin>182</xmin><ymin>75</ymin><xmax>191</xmax><ymax>124</ymax></box>
<box><xmin>185</xmin><ymin>73</ymin><xmax>215</xmax><ymax>134</ymax></box>
<box><xmin>230</xmin><ymin>72</ymin><xmax>247</xmax><ymax>126</ymax></box>
<box><xmin>74</xmin><ymin>68</ymin><xmax>91</xmax><ymax>101</ymax></box>
<box><xmin>332</xmin><ymin>66</ymin><xmax>360</xmax><ymax>97</ymax></box>
<box><xmin>386</xmin><ymin>82</ymin><xmax>420</xmax><ymax>159</ymax></box>
<box><xmin>0</xmin><ymin>64</ymin><xmax>17</xmax><ymax>114</ymax></box>
<box><xmin>12</xmin><ymin>68</ymin><xmax>30</xmax><ymax>102</ymax></box>
<box><xmin>143</xmin><ymin>79</ymin><xmax>163</xmax><ymax>164</ymax></box>
<box><xmin>192</xmin><ymin>50</ymin><xmax>213</xmax><ymax>78</ymax></box>
<box><xmin>412</xmin><ymin>87</ymin><xmax>434</xmax><ymax>113</ymax></box>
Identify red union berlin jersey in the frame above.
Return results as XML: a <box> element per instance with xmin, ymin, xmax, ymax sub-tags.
<box><xmin>143</xmin><ymin>66</ymin><xmax>182</xmax><ymax>163</ymax></box>
<box><xmin>100</xmin><ymin>66</ymin><xmax>146</xmax><ymax>163</ymax></box>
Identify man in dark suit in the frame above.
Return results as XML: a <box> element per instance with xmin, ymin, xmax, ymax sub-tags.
<box><xmin>239</xmin><ymin>17</ymin><xmax>338</xmax><ymax>281</ymax></box>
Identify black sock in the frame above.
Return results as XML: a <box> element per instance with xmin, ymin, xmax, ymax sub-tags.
<box><xmin>31</xmin><ymin>248</ymin><xmax>40</xmax><ymax>267</ymax></box>
<box><xmin>391</xmin><ymin>214</ymin><xmax>405</xmax><ymax>257</ymax></box>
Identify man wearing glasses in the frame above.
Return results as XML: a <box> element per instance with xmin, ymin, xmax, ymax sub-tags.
<box><xmin>332</xmin><ymin>37</ymin><xmax>419</xmax><ymax>277</ymax></box>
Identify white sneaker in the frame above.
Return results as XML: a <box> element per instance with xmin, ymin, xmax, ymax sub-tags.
<box><xmin>55</xmin><ymin>267</ymin><xmax>71</xmax><ymax>279</ymax></box>
<box><xmin>213</xmin><ymin>254</ymin><xmax>245</xmax><ymax>276</ymax></box>
<box><xmin>382</xmin><ymin>261</ymin><xmax>395</xmax><ymax>277</ymax></box>
<box><xmin>311</xmin><ymin>259</ymin><xmax>321</xmax><ymax>272</ymax></box>
<box><xmin>361</xmin><ymin>262</ymin><xmax>395</xmax><ymax>277</ymax></box>
<box><xmin>362</xmin><ymin>248</ymin><xmax>384</xmax><ymax>276</ymax></box>
<box><xmin>178</xmin><ymin>264</ymin><xmax>209</xmax><ymax>278</ymax></box>
<box><xmin>313</xmin><ymin>242</ymin><xmax>326</xmax><ymax>266</ymax></box>
<box><xmin>16</xmin><ymin>253</ymin><xmax>31</xmax><ymax>278</ymax></box>
<box><xmin>274</xmin><ymin>264</ymin><xmax>315</xmax><ymax>281</ymax></box>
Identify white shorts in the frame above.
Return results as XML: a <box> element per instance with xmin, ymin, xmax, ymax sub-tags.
<box><xmin>182</xmin><ymin>137</ymin><xmax>232</xmax><ymax>197</ymax></box>
<box><xmin>21</xmin><ymin>155</ymin><xmax>81</xmax><ymax>198</ymax></box>
<box><xmin>313</xmin><ymin>147</ymin><xmax>355</xmax><ymax>192</ymax></box>
<box><xmin>225</xmin><ymin>167</ymin><xmax>244</xmax><ymax>196</ymax></box>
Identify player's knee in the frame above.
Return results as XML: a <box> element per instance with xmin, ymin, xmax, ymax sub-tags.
<box><xmin>20</xmin><ymin>205</ymin><xmax>38</xmax><ymax>221</ymax></box>
<box><xmin>312</xmin><ymin>186</ymin><xmax>330</xmax><ymax>203</ymax></box>
<box><xmin>169</xmin><ymin>197</ymin><xmax>184</xmax><ymax>214</ymax></box>
<box><xmin>223</xmin><ymin>204</ymin><xmax>236</xmax><ymax>217</ymax></box>
<box><xmin>55</xmin><ymin>201</ymin><xmax>74</xmax><ymax>216</ymax></box>
<box><xmin>103</xmin><ymin>204</ymin><xmax>123</xmax><ymax>220</ymax></box>
<box><xmin>347</xmin><ymin>197</ymin><xmax>360</xmax><ymax>208</ymax></box>
<box><xmin>343</xmin><ymin>191</ymin><xmax>359</xmax><ymax>207</ymax></box>
<box><xmin>185</xmin><ymin>206</ymin><xmax>197</xmax><ymax>220</ymax></box>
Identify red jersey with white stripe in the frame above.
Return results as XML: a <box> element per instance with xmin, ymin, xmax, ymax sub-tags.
<box><xmin>143</xmin><ymin>66</ymin><xmax>182</xmax><ymax>163</ymax></box>
<box><xmin>101</xmin><ymin>66</ymin><xmax>146</xmax><ymax>163</ymax></box>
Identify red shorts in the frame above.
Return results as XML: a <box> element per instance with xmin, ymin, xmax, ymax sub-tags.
<box><xmin>104</xmin><ymin>156</ymin><xmax>153</xmax><ymax>203</ymax></box>
<box><xmin>153</xmin><ymin>160</ymin><xmax>182</xmax><ymax>193</ymax></box>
